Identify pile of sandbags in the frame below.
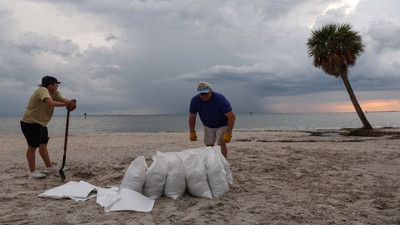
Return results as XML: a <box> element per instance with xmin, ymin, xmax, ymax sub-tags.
<box><xmin>120</xmin><ymin>146</ymin><xmax>233</xmax><ymax>200</ymax></box>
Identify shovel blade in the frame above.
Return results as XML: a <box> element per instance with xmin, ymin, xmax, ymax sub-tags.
<box><xmin>59</xmin><ymin>169</ymin><xmax>66</xmax><ymax>181</ymax></box>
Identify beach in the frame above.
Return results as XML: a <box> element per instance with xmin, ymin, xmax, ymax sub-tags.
<box><xmin>1</xmin><ymin>129</ymin><xmax>399</xmax><ymax>224</ymax></box>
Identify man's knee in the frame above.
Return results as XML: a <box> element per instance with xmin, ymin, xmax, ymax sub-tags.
<box><xmin>27</xmin><ymin>146</ymin><xmax>37</xmax><ymax>152</ymax></box>
<box><xmin>39</xmin><ymin>144</ymin><xmax>47</xmax><ymax>150</ymax></box>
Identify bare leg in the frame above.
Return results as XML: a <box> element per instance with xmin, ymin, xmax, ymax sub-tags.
<box><xmin>39</xmin><ymin>143</ymin><xmax>52</xmax><ymax>167</ymax></box>
<box><xmin>220</xmin><ymin>144</ymin><xmax>227</xmax><ymax>158</ymax></box>
<box><xmin>26</xmin><ymin>146</ymin><xmax>37</xmax><ymax>172</ymax></box>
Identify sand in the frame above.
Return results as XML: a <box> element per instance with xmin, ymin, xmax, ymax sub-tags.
<box><xmin>0</xmin><ymin>129</ymin><xmax>399</xmax><ymax>224</ymax></box>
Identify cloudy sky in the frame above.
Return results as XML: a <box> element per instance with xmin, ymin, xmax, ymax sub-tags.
<box><xmin>1</xmin><ymin>0</ymin><xmax>399</xmax><ymax>117</ymax></box>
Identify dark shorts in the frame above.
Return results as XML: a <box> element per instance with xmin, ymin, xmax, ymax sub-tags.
<box><xmin>20</xmin><ymin>121</ymin><xmax>49</xmax><ymax>148</ymax></box>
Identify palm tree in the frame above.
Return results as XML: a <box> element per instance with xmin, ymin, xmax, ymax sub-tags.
<box><xmin>307</xmin><ymin>23</ymin><xmax>373</xmax><ymax>129</ymax></box>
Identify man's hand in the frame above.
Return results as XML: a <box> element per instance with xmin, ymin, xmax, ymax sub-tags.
<box><xmin>190</xmin><ymin>131</ymin><xmax>197</xmax><ymax>141</ymax></box>
<box><xmin>67</xmin><ymin>99</ymin><xmax>77</xmax><ymax>111</ymax></box>
<box><xmin>222</xmin><ymin>132</ymin><xmax>232</xmax><ymax>143</ymax></box>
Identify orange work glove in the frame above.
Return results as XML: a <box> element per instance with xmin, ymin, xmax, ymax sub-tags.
<box><xmin>222</xmin><ymin>132</ymin><xmax>232</xmax><ymax>143</ymax></box>
<box><xmin>190</xmin><ymin>131</ymin><xmax>197</xmax><ymax>141</ymax></box>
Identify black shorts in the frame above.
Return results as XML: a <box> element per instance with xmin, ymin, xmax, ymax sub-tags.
<box><xmin>20</xmin><ymin>121</ymin><xmax>49</xmax><ymax>148</ymax></box>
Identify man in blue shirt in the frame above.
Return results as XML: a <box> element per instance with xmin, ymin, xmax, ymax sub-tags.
<box><xmin>189</xmin><ymin>81</ymin><xmax>236</xmax><ymax>158</ymax></box>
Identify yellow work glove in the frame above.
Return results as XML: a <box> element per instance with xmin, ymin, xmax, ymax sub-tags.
<box><xmin>222</xmin><ymin>132</ymin><xmax>232</xmax><ymax>143</ymax></box>
<box><xmin>190</xmin><ymin>131</ymin><xmax>197</xmax><ymax>141</ymax></box>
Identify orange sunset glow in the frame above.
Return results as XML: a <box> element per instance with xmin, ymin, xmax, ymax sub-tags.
<box><xmin>329</xmin><ymin>99</ymin><xmax>400</xmax><ymax>112</ymax></box>
<box><xmin>266</xmin><ymin>99</ymin><xmax>400</xmax><ymax>113</ymax></box>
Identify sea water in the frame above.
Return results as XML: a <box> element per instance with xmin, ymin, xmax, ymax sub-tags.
<box><xmin>1</xmin><ymin>112</ymin><xmax>399</xmax><ymax>135</ymax></box>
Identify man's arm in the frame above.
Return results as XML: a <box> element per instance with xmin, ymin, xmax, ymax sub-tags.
<box><xmin>224</xmin><ymin>110</ymin><xmax>236</xmax><ymax>133</ymax></box>
<box><xmin>189</xmin><ymin>113</ymin><xmax>197</xmax><ymax>131</ymax></box>
<box><xmin>44</xmin><ymin>97</ymin><xmax>76</xmax><ymax>111</ymax></box>
<box><xmin>62</xmin><ymin>98</ymin><xmax>77</xmax><ymax>111</ymax></box>
<box><xmin>43</xmin><ymin>97</ymin><xmax>68</xmax><ymax>107</ymax></box>
<box><xmin>189</xmin><ymin>113</ymin><xmax>197</xmax><ymax>141</ymax></box>
<box><xmin>61</xmin><ymin>98</ymin><xmax>76</xmax><ymax>105</ymax></box>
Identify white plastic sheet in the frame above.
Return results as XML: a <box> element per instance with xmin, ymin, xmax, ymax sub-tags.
<box><xmin>103</xmin><ymin>188</ymin><xmax>155</xmax><ymax>212</ymax></box>
<box><xmin>38</xmin><ymin>181</ymin><xmax>155</xmax><ymax>212</ymax></box>
<box><xmin>37</xmin><ymin>181</ymin><xmax>97</xmax><ymax>201</ymax></box>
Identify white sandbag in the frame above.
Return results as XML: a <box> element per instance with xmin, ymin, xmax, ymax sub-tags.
<box><xmin>180</xmin><ymin>148</ymin><xmax>199</xmax><ymax>160</ymax></box>
<box><xmin>206</xmin><ymin>147</ymin><xmax>229</xmax><ymax>197</ymax></box>
<box><xmin>182</xmin><ymin>148</ymin><xmax>212</xmax><ymax>199</ymax></box>
<box><xmin>184</xmin><ymin>146</ymin><xmax>232</xmax><ymax>184</ymax></box>
<box><xmin>157</xmin><ymin>151</ymin><xmax>186</xmax><ymax>200</ymax></box>
<box><xmin>120</xmin><ymin>156</ymin><xmax>146</xmax><ymax>193</ymax></box>
<box><xmin>212</xmin><ymin>146</ymin><xmax>233</xmax><ymax>185</ymax></box>
<box><xmin>221</xmin><ymin>155</ymin><xmax>233</xmax><ymax>185</ymax></box>
<box><xmin>142</xmin><ymin>155</ymin><xmax>167</xmax><ymax>200</ymax></box>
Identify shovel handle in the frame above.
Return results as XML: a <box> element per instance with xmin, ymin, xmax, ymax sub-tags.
<box><xmin>64</xmin><ymin>110</ymin><xmax>70</xmax><ymax>155</ymax></box>
<box><xmin>59</xmin><ymin>110</ymin><xmax>70</xmax><ymax>181</ymax></box>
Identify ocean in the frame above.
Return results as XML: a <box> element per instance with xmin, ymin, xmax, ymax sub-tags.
<box><xmin>1</xmin><ymin>112</ymin><xmax>399</xmax><ymax>135</ymax></box>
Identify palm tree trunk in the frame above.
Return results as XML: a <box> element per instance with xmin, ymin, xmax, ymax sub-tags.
<box><xmin>341</xmin><ymin>73</ymin><xmax>373</xmax><ymax>129</ymax></box>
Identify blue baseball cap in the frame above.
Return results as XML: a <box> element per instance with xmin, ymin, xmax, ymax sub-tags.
<box><xmin>197</xmin><ymin>81</ymin><xmax>211</xmax><ymax>94</ymax></box>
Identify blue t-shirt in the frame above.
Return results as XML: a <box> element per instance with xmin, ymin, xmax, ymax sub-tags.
<box><xmin>189</xmin><ymin>91</ymin><xmax>232</xmax><ymax>128</ymax></box>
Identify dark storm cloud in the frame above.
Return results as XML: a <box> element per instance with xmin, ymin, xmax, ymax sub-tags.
<box><xmin>0</xmin><ymin>0</ymin><xmax>399</xmax><ymax>116</ymax></box>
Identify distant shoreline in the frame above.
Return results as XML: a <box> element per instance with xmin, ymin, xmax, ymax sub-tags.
<box><xmin>1</xmin><ymin>127</ymin><xmax>399</xmax><ymax>137</ymax></box>
<box><xmin>57</xmin><ymin>110</ymin><xmax>400</xmax><ymax>117</ymax></box>
<box><xmin>2</xmin><ymin>110</ymin><xmax>399</xmax><ymax>118</ymax></box>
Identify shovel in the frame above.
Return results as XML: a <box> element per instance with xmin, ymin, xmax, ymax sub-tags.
<box><xmin>59</xmin><ymin>109</ymin><xmax>70</xmax><ymax>181</ymax></box>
